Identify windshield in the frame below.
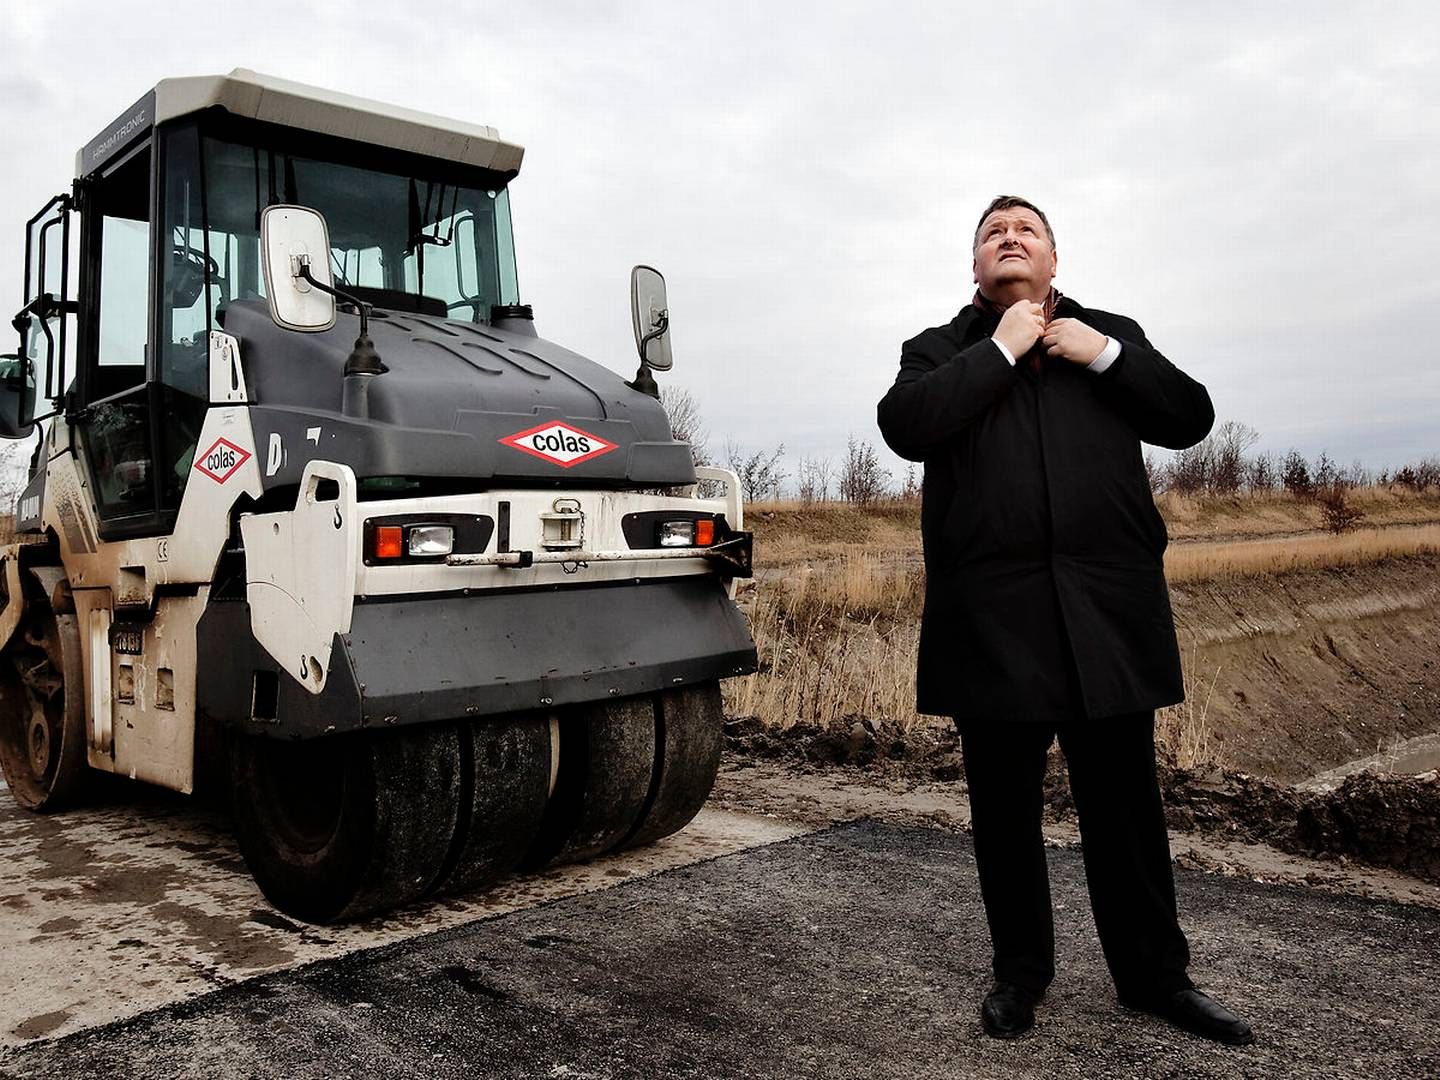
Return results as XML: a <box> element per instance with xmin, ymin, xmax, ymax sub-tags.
<box><xmin>176</xmin><ymin>126</ymin><xmax>519</xmax><ymax>334</ymax></box>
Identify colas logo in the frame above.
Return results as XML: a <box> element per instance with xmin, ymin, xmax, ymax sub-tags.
<box><xmin>499</xmin><ymin>421</ymin><xmax>617</xmax><ymax>467</ymax></box>
<box><xmin>193</xmin><ymin>437</ymin><xmax>253</xmax><ymax>483</ymax></box>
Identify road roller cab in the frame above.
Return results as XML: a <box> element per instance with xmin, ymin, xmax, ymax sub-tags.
<box><xmin>0</xmin><ymin>70</ymin><xmax>757</xmax><ymax>923</ymax></box>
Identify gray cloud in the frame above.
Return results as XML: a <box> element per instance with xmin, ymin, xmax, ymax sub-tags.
<box><xmin>0</xmin><ymin>1</ymin><xmax>1435</xmax><ymax>483</ymax></box>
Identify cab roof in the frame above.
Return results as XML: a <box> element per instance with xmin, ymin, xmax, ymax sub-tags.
<box><xmin>78</xmin><ymin>68</ymin><xmax>525</xmax><ymax>178</ymax></box>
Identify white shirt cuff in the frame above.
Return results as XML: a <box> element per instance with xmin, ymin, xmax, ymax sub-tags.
<box><xmin>992</xmin><ymin>338</ymin><xmax>1017</xmax><ymax>366</ymax></box>
<box><xmin>1087</xmin><ymin>336</ymin><xmax>1120</xmax><ymax>373</ymax></box>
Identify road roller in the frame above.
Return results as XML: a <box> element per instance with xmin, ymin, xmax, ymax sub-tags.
<box><xmin>0</xmin><ymin>69</ymin><xmax>756</xmax><ymax>923</ymax></box>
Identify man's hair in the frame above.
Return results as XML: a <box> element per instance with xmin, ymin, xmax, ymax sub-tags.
<box><xmin>973</xmin><ymin>195</ymin><xmax>1055</xmax><ymax>252</ymax></box>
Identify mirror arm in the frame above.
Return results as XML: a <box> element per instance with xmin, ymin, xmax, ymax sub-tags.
<box><xmin>627</xmin><ymin>311</ymin><xmax>667</xmax><ymax>399</ymax></box>
<box><xmin>295</xmin><ymin>262</ymin><xmax>386</xmax><ymax>378</ymax></box>
<box><xmin>638</xmin><ymin>311</ymin><xmax>669</xmax><ymax>361</ymax></box>
<box><xmin>296</xmin><ymin>262</ymin><xmax>371</xmax><ymax>337</ymax></box>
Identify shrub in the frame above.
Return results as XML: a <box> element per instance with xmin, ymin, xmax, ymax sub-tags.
<box><xmin>1317</xmin><ymin>486</ymin><xmax>1365</xmax><ymax>534</ymax></box>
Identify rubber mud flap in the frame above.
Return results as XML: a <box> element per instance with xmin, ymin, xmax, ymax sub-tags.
<box><xmin>524</xmin><ymin>696</ymin><xmax>655</xmax><ymax>868</ymax></box>
<box><xmin>229</xmin><ymin>724</ymin><xmax>464</xmax><ymax>924</ymax></box>
<box><xmin>434</xmin><ymin>715</ymin><xmax>552</xmax><ymax>895</ymax></box>
<box><xmin>623</xmin><ymin>681</ymin><xmax>724</xmax><ymax>849</ymax></box>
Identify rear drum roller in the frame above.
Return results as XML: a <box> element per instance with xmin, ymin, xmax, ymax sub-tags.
<box><xmin>432</xmin><ymin>715</ymin><xmax>553</xmax><ymax>896</ymax></box>
<box><xmin>0</xmin><ymin>598</ymin><xmax>88</xmax><ymax>812</ymax></box>
<box><xmin>622</xmin><ymin>680</ymin><xmax>724</xmax><ymax>849</ymax></box>
<box><xmin>228</xmin><ymin>724</ymin><xmax>464</xmax><ymax>924</ymax></box>
<box><xmin>525</xmin><ymin>696</ymin><xmax>656</xmax><ymax>867</ymax></box>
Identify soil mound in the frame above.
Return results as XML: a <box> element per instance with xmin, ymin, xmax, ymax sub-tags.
<box><xmin>1164</xmin><ymin>766</ymin><xmax>1440</xmax><ymax>883</ymax></box>
<box><xmin>723</xmin><ymin>716</ymin><xmax>963</xmax><ymax>779</ymax></box>
<box><xmin>724</xmin><ymin>718</ymin><xmax>1440</xmax><ymax>884</ymax></box>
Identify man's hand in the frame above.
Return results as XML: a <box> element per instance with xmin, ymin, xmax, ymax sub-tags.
<box><xmin>993</xmin><ymin>300</ymin><xmax>1046</xmax><ymax>360</ymax></box>
<box><xmin>1042</xmin><ymin>318</ymin><xmax>1108</xmax><ymax>366</ymax></box>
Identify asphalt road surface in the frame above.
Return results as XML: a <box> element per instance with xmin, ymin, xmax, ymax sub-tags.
<box><xmin>2</xmin><ymin>790</ymin><xmax>1437</xmax><ymax>1079</ymax></box>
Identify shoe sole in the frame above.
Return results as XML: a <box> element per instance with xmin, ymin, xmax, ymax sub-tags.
<box><xmin>980</xmin><ymin>1019</ymin><xmax>1033</xmax><ymax>1040</ymax></box>
<box><xmin>1119</xmin><ymin>1002</ymin><xmax>1255</xmax><ymax>1046</ymax></box>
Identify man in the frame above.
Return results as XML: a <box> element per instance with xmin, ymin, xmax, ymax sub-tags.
<box><xmin>876</xmin><ymin>196</ymin><xmax>1253</xmax><ymax>1046</ymax></box>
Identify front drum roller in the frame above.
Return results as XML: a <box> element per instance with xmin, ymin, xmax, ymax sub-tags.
<box><xmin>526</xmin><ymin>696</ymin><xmax>656</xmax><ymax>867</ymax></box>
<box><xmin>228</xmin><ymin>724</ymin><xmax>465</xmax><ymax>924</ymax></box>
<box><xmin>525</xmin><ymin>680</ymin><xmax>726</xmax><ymax>868</ymax></box>
<box><xmin>623</xmin><ymin>680</ymin><xmax>725</xmax><ymax>849</ymax></box>
<box><xmin>435</xmin><ymin>715</ymin><xmax>553</xmax><ymax>896</ymax></box>
<box><xmin>0</xmin><ymin>595</ymin><xmax>89</xmax><ymax>812</ymax></box>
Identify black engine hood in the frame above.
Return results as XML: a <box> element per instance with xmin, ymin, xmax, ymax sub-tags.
<box><xmin>223</xmin><ymin>300</ymin><xmax>694</xmax><ymax>490</ymax></box>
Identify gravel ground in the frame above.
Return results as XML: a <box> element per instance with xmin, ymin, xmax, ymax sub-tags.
<box><xmin>3</xmin><ymin>819</ymin><xmax>1436</xmax><ymax>1080</ymax></box>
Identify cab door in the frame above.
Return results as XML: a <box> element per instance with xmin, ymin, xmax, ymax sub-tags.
<box><xmin>72</xmin><ymin>136</ymin><xmax>162</xmax><ymax>539</ymax></box>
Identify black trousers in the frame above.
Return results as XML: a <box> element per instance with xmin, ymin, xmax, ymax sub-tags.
<box><xmin>958</xmin><ymin>711</ymin><xmax>1193</xmax><ymax>1001</ymax></box>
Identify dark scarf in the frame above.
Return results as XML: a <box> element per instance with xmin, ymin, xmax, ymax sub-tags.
<box><xmin>972</xmin><ymin>287</ymin><xmax>1063</xmax><ymax>372</ymax></box>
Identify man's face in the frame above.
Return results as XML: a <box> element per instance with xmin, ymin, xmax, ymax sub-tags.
<box><xmin>972</xmin><ymin>207</ymin><xmax>1057</xmax><ymax>297</ymax></box>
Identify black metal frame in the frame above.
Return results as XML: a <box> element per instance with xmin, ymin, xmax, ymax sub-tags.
<box><xmin>69</xmin><ymin>125</ymin><xmax>178</xmax><ymax>541</ymax></box>
<box><xmin>15</xmin><ymin>192</ymin><xmax>76</xmax><ymax>419</ymax></box>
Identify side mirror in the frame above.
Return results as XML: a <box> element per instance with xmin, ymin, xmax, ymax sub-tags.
<box><xmin>0</xmin><ymin>353</ymin><xmax>36</xmax><ymax>440</ymax></box>
<box><xmin>630</xmin><ymin>265</ymin><xmax>673</xmax><ymax>372</ymax></box>
<box><xmin>260</xmin><ymin>205</ymin><xmax>337</xmax><ymax>332</ymax></box>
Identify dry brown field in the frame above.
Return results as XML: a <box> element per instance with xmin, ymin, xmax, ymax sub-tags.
<box><xmin>729</xmin><ymin>488</ymin><xmax>1440</xmax><ymax>779</ymax></box>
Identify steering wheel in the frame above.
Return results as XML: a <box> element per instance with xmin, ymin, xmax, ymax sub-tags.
<box><xmin>172</xmin><ymin>244</ymin><xmax>219</xmax><ymax>278</ymax></box>
<box><xmin>170</xmin><ymin>244</ymin><xmax>221</xmax><ymax>309</ymax></box>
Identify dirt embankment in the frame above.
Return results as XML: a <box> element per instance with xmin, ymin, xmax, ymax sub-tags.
<box><xmin>731</xmin><ymin>502</ymin><xmax>1440</xmax><ymax>890</ymax></box>
<box><xmin>1167</xmin><ymin>553</ymin><xmax>1440</xmax><ymax>781</ymax></box>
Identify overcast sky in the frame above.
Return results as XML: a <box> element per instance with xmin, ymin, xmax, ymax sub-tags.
<box><xmin>2</xmin><ymin>1</ymin><xmax>1437</xmax><ymax>483</ymax></box>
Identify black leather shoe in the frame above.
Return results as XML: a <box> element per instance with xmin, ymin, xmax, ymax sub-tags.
<box><xmin>980</xmin><ymin>981</ymin><xmax>1041</xmax><ymax>1039</ymax></box>
<box><xmin>1123</xmin><ymin>988</ymin><xmax>1255</xmax><ymax>1046</ymax></box>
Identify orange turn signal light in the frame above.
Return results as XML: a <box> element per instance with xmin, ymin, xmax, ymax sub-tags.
<box><xmin>695</xmin><ymin>519</ymin><xmax>715</xmax><ymax>546</ymax></box>
<box><xmin>374</xmin><ymin>525</ymin><xmax>404</xmax><ymax>560</ymax></box>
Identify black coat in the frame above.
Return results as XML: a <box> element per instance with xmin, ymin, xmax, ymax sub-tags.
<box><xmin>876</xmin><ymin>297</ymin><xmax>1214</xmax><ymax>723</ymax></box>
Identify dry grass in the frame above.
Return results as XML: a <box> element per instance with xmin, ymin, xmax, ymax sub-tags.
<box><xmin>1164</xmin><ymin>523</ymin><xmax>1440</xmax><ymax>583</ymax></box>
<box><xmin>1155</xmin><ymin>487</ymin><xmax>1440</xmax><ymax>541</ymax></box>
<box><xmin>723</xmin><ymin>555</ymin><xmax>923</xmax><ymax>731</ymax></box>
<box><xmin>726</xmin><ymin>563</ymin><xmax>1234</xmax><ymax>763</ymax></box>
<box><xmin>751</xmin><ymin>487</ymin><xmax>1440</xmax><ymax>550</ymax></box>
<box><xmin>746</xmin><ymin>502</ymin><xmax>920</xmax><ymax>568</ymax></box>
<box><xmin>1155</xmin><ymin>633</ymin><xmax>1222</xmax><ymax>769</ymax></box>
<box><xmin>727</xmin><ymin>491</ymin><xmax>1440</xmax><ymax>740</ymax></box>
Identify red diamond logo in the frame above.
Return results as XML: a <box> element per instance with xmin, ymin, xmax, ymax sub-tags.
<box><xmin>499</xmin><ymin>421</ymin><xmax>617</xmax><ymax>468</ymax></box>
<box><xmin>193</xmin><ymin>437</ymin><xmax>253</xmax><ymax>484</ymax></box>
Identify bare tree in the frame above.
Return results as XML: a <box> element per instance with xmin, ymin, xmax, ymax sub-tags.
<box><xmin>1209</xmin><ymin>420</ymin><xmax>1260</xmax><ymax>495</ymax></box>
<box><xmin>1143</xmin><ymin>451</ymin><xmax>1164</xmax><ymax>494</ymax></box>
<box><xmin>1340</xmin><ymin>458</ymin><xmax>1371</xmax><ymax>489</ymax></box>
<box><xmin>1395</xmin><ymin>457</ymin><xmax>1440</xmax><ymax>491</ymax></box>
<box><xmin>659</xmin><ymin>384</ymin><xmax>711</xmax><ymax>468</ymax></box>
<box><xmin>1166</xmin><ymin>440</ymin><xmax>1211</xmax><ymax>495</ymax></box>
<box><xmin>838</xmin><ymin>435</ymin><xmax>890</xmax><ymax>507</ymax></box>
<box><xmin>900</xmin><ymin>463</ymin><xmax>920</xmax><ymax>501</ymax></box>
<box><xmin>723</xmin><ymin>439</ymin><xmax>787</xmax><ymax>502</ymax></box>
<box><xmin>1246</xmin><ymin>451</ymin><xmax>1278</xmax><ymax>494</ymax></box>
<box><xmin>815</xmin><ymin>457</ymin><xmax>834</xmax><ymax>503</ymax></box>
<box><xmin>796</xmin><ymin>455</ymin><xmax>834</xmax><ymax>505</ymax></box>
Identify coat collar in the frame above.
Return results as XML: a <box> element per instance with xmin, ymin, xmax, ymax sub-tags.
<box><xmin>951</xmin><ymin>293</ymin><xmax>1086</xmax><ymax>334</ymax></box>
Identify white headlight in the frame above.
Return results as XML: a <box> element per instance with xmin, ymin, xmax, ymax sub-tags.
<box><xmin>658</xmin><ymin>520</ymin><xmax>697</xmax><ymax>547</ymax></box>
<box><xmin>407</xmin><ymin>525</ymin><xmax>455</xmax><ymax>556</ymax></box>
